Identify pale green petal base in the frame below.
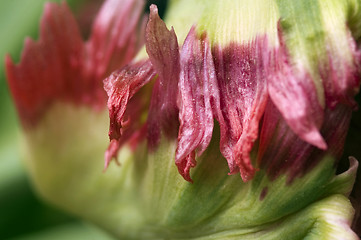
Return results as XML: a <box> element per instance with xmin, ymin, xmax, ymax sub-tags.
<box><xmin>22</xmin><ymin>104</ymin><xmax>358</xmax><ymax>239</ymax></box>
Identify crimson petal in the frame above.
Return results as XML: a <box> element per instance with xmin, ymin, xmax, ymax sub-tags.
<box><xmin>258</xmin><ymin>100</ymin><xmax>353</xmax><ymax>183</ymax></box>
<box><xmin>86</xmin><ymin>0</ymin><xmax>146</xmax><ymax>79</ymax></box>
<box><xmin>145</xmin><ymin>5</ymin><xmax>180</xmax><ymax>148</ymax></box>
<box><xmin>212</xmin><ymin>37</ymin><xmax>269</xmax><ymax>182</ymax></box>
<box><xmin>175</xmin><ymin>28</ymin><xmax>220</xmax><ymax>182</ymax></box>
<box><xmin>104</xmin><ymin>60</ymin><xmax>155</xmax><ymax>168</ymax></box>
<box><xmin>267</xmin><ymin>29</ymin><xmax>327</xmax><ymax>150</ymax></box>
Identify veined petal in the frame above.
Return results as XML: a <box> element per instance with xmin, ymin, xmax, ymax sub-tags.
<box><xmin>144</xmin><ymin>6</ymin><xmax>271</xmax><ymax>182</ymax></box>
<box><xmin>175</xmin><ymin>28</ymin><xmax>220</xmax><ymax>182</ymax></box>
<box><xmin>267</xmin><ymin>30</ymin><xmax>327</xmax><ymax>150</ymax></box>
<box><xmin>145</xmin><ymin>5</ymin><xmax>180</xmax><ymax>148</ymax></box>
<box><xmin>272</xmin><ymin>0</ymin><xmax>361</xmax><ymax>148</ymax></box>
<box><xmin>86</xmin><ymin>0</ymin><xmax>146</xmax><ymax>78</ymax></box>
<box><xmin>104</xmin><ymin>60</ymin><xmax>155</xmax><ymax>168</ymax></box>
<box><xmin>258</xmin><ymin>100</ymin><xmax>353</xmax><ymax>182</ymax></box>
<box><xmin>213</xmin><ymin>38</ymin><xmax>269</xmax><ymax>182</ymax></box>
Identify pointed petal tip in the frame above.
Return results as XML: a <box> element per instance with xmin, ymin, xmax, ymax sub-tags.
<box><xmin>240</xmin><ymin>167</ymin><xmax>258</xmax><ymax>183</ymax></box>
<box><xmin>348</xmin><ymin>156</ymin><xmax>359</xmax><ymax>167</ymax></box>
<box><xmin>149</xmin><ymin>4</ymin><xmax>158</xmax><ymax>13</ymax></box>
<box><xmin>104</xmin><ymin>139</ymin><xmax>121</xmax><ymax>171</ymax></box>
<box><xmin>180</xmin><ymin>172</ymin><xmax>194</xmax><ymax>183</ymax></box>
<box><xmin>302</xmin><ymin>129</ymin><xmax>328</xmax><ymax>150</ymax></box>
<box><xmin>346</xmin><ymin>156</ymin><xmax>359</xmax><ymax>178</ymax></box>
<box><xmin>4</xmin><ymin>54</ymin><xmax>14</xmax><ymax>77</ymax></box>
<box><xmin>4</xmin><ymin>53</ymin><xmax>12</xmax><ymax>65</ymax></box>
<box><xmin>227</xmin><ymin>163</ymin><xmax>258</xmax><ymax>182</ymax></box>
<box><xmin>176</xmin><ymin>153</ymin><xmax>196</xmax><ymax>183</ymax></box>
<box><xmin>177</xmin><ymin>166</ymin><xmax>194</xmax><ymax>183</ymax></box>
<box><xmin>240</xmin><ymin>175</ymin><xmax>253</xmax><ymax>183</ymax></box>
<box><xmin>104</xmin><ymin>139</ymin><xmax>116</xmax><ymax>168</ymax></box>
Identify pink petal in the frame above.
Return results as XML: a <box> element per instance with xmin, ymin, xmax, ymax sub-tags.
<box><xmin>145</xmin><ymin>5</ymin><xmax>180</xmax><ymax>148</ymax></box>
<box><xmin>104</xmin><ymin>60</ymin><xmax>155</xmax><ymax>168</ymax></box>
<box><xmin>175</xmin><ymin>28</ymin><xmax>220</xmax><ymax>182</ymax></box>
<box><xmin>267</xmin><ymin>30</ymin><xmax>327</xmax><ymax>150</ymax></box>
<box><xmin>321</xmin><ymin>31</ymin><xmax>361</xmax><ymax>108</ymax></box>
<box><xmin>86</xmin><ymin>0</ymin><xmax>146</xmax><ymax>78</ymax></box>
<box><xmin>212</xmin><ymin>37</ymin><xmax>269</xmax><ymax>182</ymax></box>
<box><xmin>258</xmin><ymin>100</ymin><xmax>353</xmax><ymax>183</ymax></box>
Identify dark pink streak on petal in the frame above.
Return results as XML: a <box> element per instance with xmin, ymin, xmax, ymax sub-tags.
<box><xmin>321</xmin><ymin>31</ymin><xmax>361</xmax><ymax>109</ymax></box>
<box><xmin>104</xmin><ymin>60</ymin><xmax>155</xmax><ymax>168</ymax></box>
<box><xmin>175</xmin><ymin>28</ymin><xmax>220</xmax><ymax>182</ymax></box>
<box><xmin>145</xmin><ymin>5</ymin><xmax>180</xmax><ymax>148</ymax></box>
<box><xmin>267</xmin><ymin>27</ymin><xmax>327</xmax><ymax>150</ymax></box>
<box><xmin>260</xmin><ymin>187</ymin><xmax>268</xmax><ymax>201</ymax></box>
<box><xmin>258</xmin><ymin>100</ymin><xmax>352</xmax><ymax>183</ymax></box>
<box><xmin>86</xmin><ymin>0</ymin><xmax>146</xmax><ymax>79</ymax></box>
<box><xmin>212</xmin><ymin>37</ymin><xmax>269</xmax><ymax>182</ymax></box>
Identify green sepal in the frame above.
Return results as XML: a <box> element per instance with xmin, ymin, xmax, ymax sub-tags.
<box><xmin>21</xmin><ymin>103</ymin><xmax>358</xmax><ymax>239</ymax></box>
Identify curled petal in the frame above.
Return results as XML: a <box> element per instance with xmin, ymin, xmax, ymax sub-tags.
<box><xmin>86</xmin><ymin>0</ymin><xmax>146</xmax><ymax>78</ymax></box>
<box><xmin>175</xmin><ymin>28</ymin><xmax>220</xmax><ymax>182</ymax></box>
<box><xmin>267</xmin><ymin>30</ymin><xmax>327</xmax><ymax>150</ymax></box>
<box><xmin>212</xmin><ymin>37</ymin><xmax>269</xmax><ymax>182</ymax></box>
<box><xmin>145</xmin><ymin>5</ymin><xmax>180</xmax><ymax>148</ymax></box>
<box><xmin>258</xmin><ymin>100</ymin><xmax>353</xmax><ymax>183</ymax></box>
<box><xmin>145</xmin><ymin>5</ymin><xmax>180</xmax><ymax>83</ymax></box>
<box><xmin>104</xmin><ymin>60</ymin><xmax>155</xmax><ymax>168</ymax></box>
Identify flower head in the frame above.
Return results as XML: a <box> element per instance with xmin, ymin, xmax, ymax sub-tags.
<box><xmin>101</xmin><ymin>1</ymin><xmax>361</xmax><ymax>237</ymax></box>
<box><xmin>106</xmin><ymin>1</ymin><xmax>361</xmax><ymax>183</ymax></box>
<box><xmin>5</xmin><ymin>0</ymin><xmax>361</xmax><ymax>239</ymax></box>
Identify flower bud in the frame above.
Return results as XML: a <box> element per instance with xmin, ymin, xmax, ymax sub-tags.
<box><xmin>6</xmin><ymin>0</ymin><xmax>361</xmax><ymax>238</ymax></box>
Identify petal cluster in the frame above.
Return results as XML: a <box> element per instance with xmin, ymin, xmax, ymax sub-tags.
<box><xmin>3</xmin><ymin>0</ymin><xmax>360</xmax><ymax>238</ymax></box>
<box><xmin>5</xmin><ymin>0</ymin><xmax>145</xmax><ymax>127</ymax></box>
<box><xmin>105</xmin><ymin>4</ymin><xmax>361</xmax><ymax>183</ymax></box>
